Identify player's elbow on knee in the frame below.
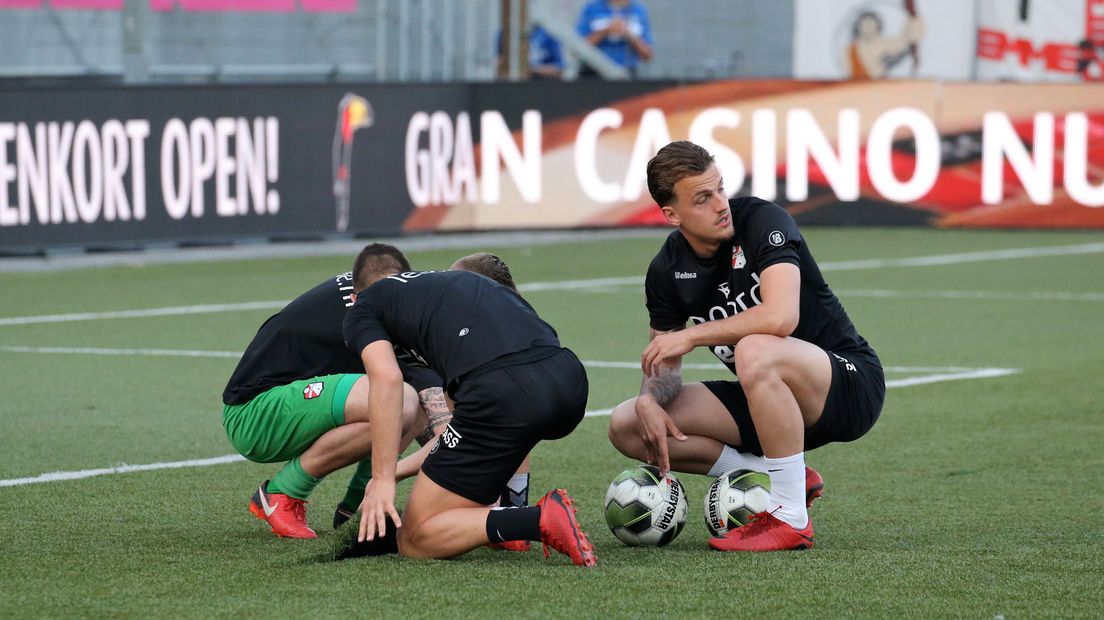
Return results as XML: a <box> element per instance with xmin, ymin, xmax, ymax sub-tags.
<box><xmin>764</xmin><ymin>310</ymin><xmax>798</xmax><ymax>338</ymax></box>
<box><xmin>775</xmin><ymin>313</ymin><xmax>799</xmax><ymax>338</ymax></box>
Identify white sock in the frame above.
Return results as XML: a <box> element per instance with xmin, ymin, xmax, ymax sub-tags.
<box><xmin>764</xmin><ymin>452</ymin><xmax>808</xmax><ymax>529</ymax></box>
<box><xmin>707</xmin><ymin>445</ymin><xmax>769</xmax><ymax>477</ymax></box>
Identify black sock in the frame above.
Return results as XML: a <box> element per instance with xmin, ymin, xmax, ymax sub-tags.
<box><xmin>334</xmin><ymin>516</ymin><xmax>400</xmax><ymax>559</ymax></box>
<box><xmin>485</xmin><ymin>506</ymin><xmax>542</xmax><ymax>543</ymax></box>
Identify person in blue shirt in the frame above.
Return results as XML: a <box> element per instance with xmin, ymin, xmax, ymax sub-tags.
<box><xmin>576</xmin><ymin>0</ymin><xmax>654</xmax><ymax>78</ymax></box>
<box><xmin>497</xmin><ymin>25</ymin><xmax>564</xmax><ymax>80</ymax></box>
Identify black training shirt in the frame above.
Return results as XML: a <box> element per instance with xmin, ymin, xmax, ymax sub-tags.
<box><xmin>344</xmin><ymin>270</ymin><xmax>560</xmax><ymax>387</ymax></box>
<box><xmin>222</xmin><ymin>273</ymin><xmax>441</xmax><ymax>405</ymax></box>
<box><xmin>645</xmin><ymin>197</ymin><xmax>873</xmax><ymax>375</ymax></box>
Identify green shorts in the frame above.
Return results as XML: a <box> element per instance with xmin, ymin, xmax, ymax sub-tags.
<box><xmin>222</xmin><ymin>374</ymin><xmax>360</xmax><ymax>463</ymax></box>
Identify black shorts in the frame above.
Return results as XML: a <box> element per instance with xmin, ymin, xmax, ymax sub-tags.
<box><xmin>703</xmin><ymin>348</ymin><xmax>884</xmax><ymax>456</ymax></box>
<box><xmin>421</xmin><ymin>347</ymin><xmax>589</xmax><ymax>504</ymax></box>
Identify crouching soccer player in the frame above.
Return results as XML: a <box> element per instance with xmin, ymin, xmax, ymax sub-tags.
<box><xmin>222</xmin><ymin>244</ymin><xmax>445</xmax><ymax>539</ymax></box>
<box><xmin>344</xmin><ymin>252</ymin><xmax>597</xmax><ymax>566</ymax></box>
<box><xmin>607</xmin><ymin>141</ymin><xmax>885</xmax><ymax>551</ymax></box>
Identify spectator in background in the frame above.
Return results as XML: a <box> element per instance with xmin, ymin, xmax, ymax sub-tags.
<box><xmin>576</xmin><ymin>0</ymin><xmax>653</xmax><ymax>79</ymax></box>
<box><xmin>497</xmin><ymin>24</ymin><xmax>564</xmax><ymax>80</ymax></box>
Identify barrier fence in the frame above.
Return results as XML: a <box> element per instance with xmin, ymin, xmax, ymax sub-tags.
<box><xmin>2</xmin><ymin>79</ymin><xmax>1102</xmax><ymax>252</ymax></box>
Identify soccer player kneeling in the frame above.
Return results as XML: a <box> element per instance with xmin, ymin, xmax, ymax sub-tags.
<box><xmin>343</xmin><ymin>254</ymin><xmax>597</xmax><ymax>566</ymax></box>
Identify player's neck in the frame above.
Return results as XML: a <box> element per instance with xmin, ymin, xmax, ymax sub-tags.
<box><xmin>680</xmin><ymin>230</ymin><xmax>722</xmax><ymax>260</ymax></box>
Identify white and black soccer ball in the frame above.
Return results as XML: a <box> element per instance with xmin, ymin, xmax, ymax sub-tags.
<box><xmin>604</xmin><ymin>465</ymin><xmax>688</xmax><ymax>547</ymax></box>
<box><xmin>704</xmin><ymin>468</ymin><xmax>771</xmax><ymax>537</ymax></box>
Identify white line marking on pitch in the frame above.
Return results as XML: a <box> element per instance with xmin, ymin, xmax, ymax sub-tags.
<box><xmin>881</xmin><ymin>367</ymin><xmax>1021</xmax><ymax>388</ymax></box>
<box><xmin>0</xmin><ymin>454</ymin><xmax>247</xmax><ymax>488</ymax></box>
<box><xmin>3</xmin><ymin>242</ymin><xmax>1103</xmax><ymax>326</ymax></box>
<box><xmin>820</xmin><ymin>242</ymin><xmax>1104</xmax><ymax>270</ymax></box>
<box><xmin>0</xmin><ymin>301</ymin><xmax>286</xmax><ymax>327</ymax></box>
<box><xmin>837</xmin><ymin>289</ymin><xmax>1104</xmax><ymax>302</ymax></box>
<box><xmin>583</xmin><ymin>360</ymin><xmax>1018</xmax><ymax>374</ymax></box>
<box><xmin>585</xmin><ymin>366</ymin><xmax>1022</xmax><ymax>416</ymax></box>
<box><xmin>0</xmin><ymin>347</ymin><xmax>1018</xmax><ymax>381</ymax></box>
<box><xmin>0</xmin><ymin>345</ymin><xmax>242</xmax><ymax>358</ymax></box>
<box><xmin>0</xmin><ymin>365</ymin><xmax>1020</xmax><ymax>488</ymax></box>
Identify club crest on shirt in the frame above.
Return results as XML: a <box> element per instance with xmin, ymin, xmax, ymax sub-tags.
<box><xmin>732</xmin><ymin>245</ymin><xmax>746</xmax><ymax>269</ymax></box>
<box><xmin>303</xmin><ymin>381</ymin><xmax>324</xmax><ymax>400</ymax></box>
<box><xmin>768</xmin><ymin>231</ymin><xmax>785</xmax><ymax>247</ymax></box>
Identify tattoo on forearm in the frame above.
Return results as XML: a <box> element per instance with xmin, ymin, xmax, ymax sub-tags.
<box><xmin>416</xmin><ymin>386</ymin><xmax>453</xmax><ymax>445</ymax></box>
<box><xmin>414</xmin><ymin>427</ymin><xmax>435</xmax><ymax>446</ymax></box>
<box><xmin>643</xmin><ymin>363</ymin><xmax>682</xmax><ymax>408</ymax></box>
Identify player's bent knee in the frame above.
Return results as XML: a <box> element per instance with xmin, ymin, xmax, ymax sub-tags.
<box><xmin>733</xmin><ymin>334</ymin><xmax>783</xmax><ymax>385</ymax></box>
<box><xmin>395</xmin><ymin>521</ymin><xmax>450</xmax><ymax>559</ymax></box>
<box><xmin>401</xmin><ymin>383</ymin><xmax>420</xmax><ymax>428</ymax></box>
<box><xmin>608</xmin><ymin>399</ymin><xmax>643</xmax><ymax>458</ymax></box>
<box><xmin>395</xmin><ymin>526</ymin><xmax>423</xmax><ymax>558</ymax></box>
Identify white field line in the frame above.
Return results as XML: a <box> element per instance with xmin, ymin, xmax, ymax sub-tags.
<box><xmin>583</xmin><ymin>366</ymin><xmax>1022</xmax><ymax>416</ymax></box>
<box><xmin>3</xmin><ymin>242</ymin><xmax>1104</xmax><ymax>326</ymax></box>
<box><xmin>0</xmin><ymin>345</ymin><xmax>1017</xmax><ymax>380</ymax></box>
<box><xmin>0</xmin><ymin>454</ymin><xmax>246</xmax><ymax>488</ymax></box>
<box><xmin>882</xmin><ymin>367</ymin><xmax>1020</xmax><ymax>388</ymax></box>
<box><xmin>518</xmin><ymin>276</ymin><xmax>641</xmax><ymax>292</ymax></box>
<box><xmin>0</xmin><ymin>345</ymin><xmax>241</xmax><ymax>358</ymax></box>
<box><xmin>818</xmin><ymin>242</ymin><xmax>1104</xmax><ymax>270</ymax></box>
<box><xmin>0</xmin><ymin>364</ymin><xmax>1020</xmax><ymax>488</ymax></box>
<box><xmin>836</xmin><ymin>289</ymin><xmax>1104</xmax><ymax>302</ymax></box>
<box><xmin>583</xmin><ymin>360</ymin><xmax>1016</xmax><ymax>374</ymax></box>
<box><xmin>4</xmin><ymin>286</ymin><xmax>1099</xmax><ymax>329</ymax></box>
<box><xmin>0</xmin><ymin>301</ymin><xmax>287</xmax><ymax>327</ymax></box>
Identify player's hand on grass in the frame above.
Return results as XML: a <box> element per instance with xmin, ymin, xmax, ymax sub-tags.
<box><xmin>641</xmin><ymin>331</ymin><xmax>693</xmax><ymax>376</ymax></box>
<box><xmin>634</xmin><ymin>396</ymin><xmax>686</xmax><ymax>476</ymax></box>
<box><xmin>358</xmin><ymin>477</ymin><xmax>401</xmax><ymax>542</ymax></box>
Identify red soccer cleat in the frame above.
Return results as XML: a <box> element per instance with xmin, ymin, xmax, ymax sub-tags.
<box><xmin>536</xmin><ymin>489</ymin><xmax>597</xmax><ymax>567</ymax></box>
<box><xmin>248</xmin><ymin>480</ymin><xmax>317</xmax><ymax>539</ymax></box>
<box><xmin>708</xmin><ymin>511</ymin><xmax>814</xmax><ymax>552</ymax></box>
<box><xmin>487</xmin><ymin>540</ymin><xmax>532</xmax><ymax>552</ymax></box>
<box><xmin>806</xmin><ymin>466</ymin><xmax>824</xmax><ymax>509</ymax></box>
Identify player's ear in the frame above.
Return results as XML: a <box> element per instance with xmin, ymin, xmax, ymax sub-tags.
<box><xmin>350</xmin><ymin>292</ymin><xmax>358</xmax><ymax>303</ymax></box>
<box><xmin>660</xmin><ymin>205</ymin><xmax>680</xmax><ymax>227</ymax></box>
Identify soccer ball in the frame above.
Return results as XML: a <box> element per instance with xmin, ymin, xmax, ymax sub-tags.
<box><xmin>604</xmin><ymin>465</ymin><xmax>688</xmax><ymax>547</ymax></box>
<box><xmin>704</xmin><ymin>468</ymin><xmax>771</xmax><ymax>536</ymax></box>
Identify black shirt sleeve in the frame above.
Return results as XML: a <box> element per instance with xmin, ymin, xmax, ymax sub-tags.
<box><xmin>343</xmin><ymin>294</ymin><xmax>390</xmax><ymax>357</ymax></box>
<box><xmin>745</xmin><ymin>200</ymin><xmax>803</xmax><ymax>270</ymax></box>
<box><xmin>397</xmin><ymin>357</ymin><xmax>443</xmax><ymax>392</ymax></box>
<box><xmin>644</xmin><ymin>252</ymin><xmax>687</xmax><ymax>332</ymax></box>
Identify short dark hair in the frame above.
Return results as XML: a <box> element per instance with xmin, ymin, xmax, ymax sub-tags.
<box><xmin>646</xmin><ymin>141</ymin><xmax>715</xmax><ymax>207</ymax></box>
<box><xmin>353</xmin><ymin>243</ymin><xmax>410</xmax><ymax>291</ymax></box>
<box><xmin>452</xmin><ymin>252</ymin><xmax>517</xmax><ymax>292</ymax></box>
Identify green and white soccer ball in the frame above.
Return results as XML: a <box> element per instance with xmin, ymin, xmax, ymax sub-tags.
<box><xmin>604</xmin><ymin>465</ymin><xmax>688</xmax><ymax>547</ymax></box>
<box><xmin>704</xmin><ymin>468</ymin><xmax>771</xmax><ymax>536</ymax></box>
